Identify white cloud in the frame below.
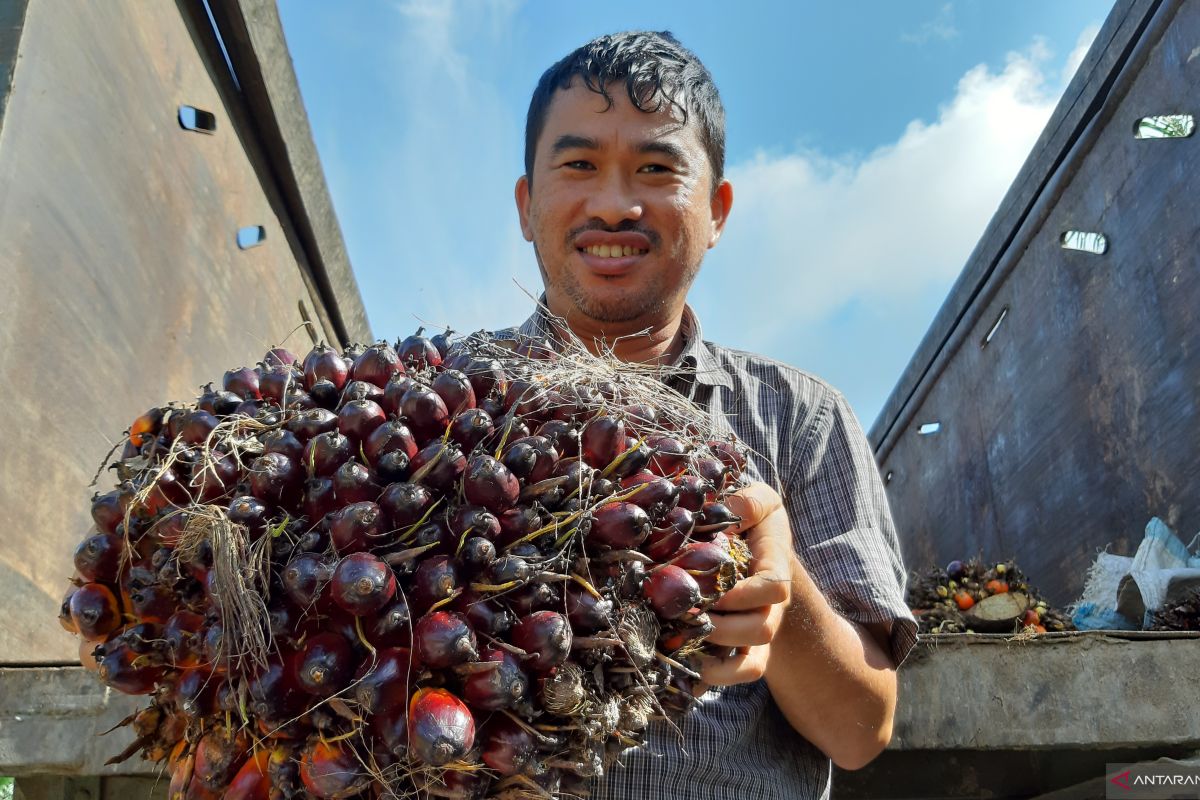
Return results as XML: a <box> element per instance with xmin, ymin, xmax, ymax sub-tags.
<box><xmin>901</xmin><ymin>3</ymin><xmax>959</xmax><ymax>45</ymax></box>
<box><xmin>695</xmin><ymin>37</ymin><xmax>1088</xmax><ymax>421</ymax></box>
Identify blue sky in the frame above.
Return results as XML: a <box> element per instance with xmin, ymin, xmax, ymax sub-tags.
<box><xmin>277</xmin><ymin>1</ymin><xmax>1112</xmax><ymax>428</ymax></box>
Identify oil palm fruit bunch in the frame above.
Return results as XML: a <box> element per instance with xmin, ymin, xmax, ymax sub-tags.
<box><xmin>60</xmin><ymin>328</ymin><xmax>751</xmax><ymax>799</ymax></box>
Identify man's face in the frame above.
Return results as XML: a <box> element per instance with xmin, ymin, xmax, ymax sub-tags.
<box><xmin>516</xmin><ymin>82</ymin><xmax>732</xmax><ymax>328</ymax></box>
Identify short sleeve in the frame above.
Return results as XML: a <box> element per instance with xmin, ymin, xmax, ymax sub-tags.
<box><xmin>784</xmin><ymin>389</ymin><xmax>918</xmax><ymax>666</ymax></box>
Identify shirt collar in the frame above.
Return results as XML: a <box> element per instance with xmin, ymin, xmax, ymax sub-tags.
<box><xmin>515</xmin><ymin>299</ymin><xmax>733</xmax><ymax>389</ymax></box>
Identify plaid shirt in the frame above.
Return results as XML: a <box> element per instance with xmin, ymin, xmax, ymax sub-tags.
<box><xmin>502</xmin><ymin>306</ymin><xmax>917</xmax><ymax>800</ymax></box>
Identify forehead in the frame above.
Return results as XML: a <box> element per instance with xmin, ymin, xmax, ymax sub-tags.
<box><xmin>537</xmin><ymin>80</ymin><xmax>702</xmax><ymax>155</ymax></box>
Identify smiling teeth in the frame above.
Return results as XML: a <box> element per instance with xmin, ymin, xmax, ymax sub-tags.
<box><xmin>583</xmin><ymin>245</ymin><xmax>647</xmax><ymax>257</ymax></box>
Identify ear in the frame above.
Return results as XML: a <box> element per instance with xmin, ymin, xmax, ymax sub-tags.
<box><xmin>515</xmin><ymin>175</ymin><xmax>534</xmax><ymax>242</ymax></box>
<box><xmin>707</xmin><ymin>179</ymin><xmax>733</xmax><ymax>249</ymax></box>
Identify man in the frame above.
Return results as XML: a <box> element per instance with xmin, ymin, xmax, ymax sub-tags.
<box><xmin>508</xmin><ymin>31</ymin><xmax>916</xmax><ymax>799</ymax></box>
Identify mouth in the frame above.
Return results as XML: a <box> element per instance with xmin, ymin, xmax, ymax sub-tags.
<box><xmin>572</xmin><ymin>231</ymin><xmax>653</xmax><ymax>276</ymax></box>
<box><xmin>577</xmin><ymin>244</ymin><xmax>649</xmax><ymax>258</ymax></box>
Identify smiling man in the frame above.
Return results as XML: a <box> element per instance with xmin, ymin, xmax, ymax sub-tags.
<box><xmin>509</xmin><ymin>31</ymin><xmax>916</xmax><ymax>799</ymax></box>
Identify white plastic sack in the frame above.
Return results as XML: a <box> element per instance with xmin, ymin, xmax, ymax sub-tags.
<box><xmin>1117</xmin><ymin>519</ymin><xmax>1200</xmax><ymax>626</ymax></box>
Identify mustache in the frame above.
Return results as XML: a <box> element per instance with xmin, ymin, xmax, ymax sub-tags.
<box><xmin>568</xmin><ymin>220</ymin><xmax>661</xmax><ymax>248</ymax></box>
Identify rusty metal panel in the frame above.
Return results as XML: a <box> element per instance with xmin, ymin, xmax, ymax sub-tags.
<box><xmin>877</xmin><ymin>0</ymin><xmax>1200</xmax><ymax>606</ymax></box>
<box><xmin>0</xmin><ymin>0</ymin><xmax>346</xmax><ymax>661</ymax></box>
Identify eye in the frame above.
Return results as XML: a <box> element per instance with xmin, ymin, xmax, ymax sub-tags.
<box><xmin>562</xmin><ymin>160</ymin><xmax>594</xmax><ymax>170</ymax></box>
<box><xmin>638</xmin><ymin>163</ymin><xmax>671</xmax><ymax>174</ymax></box>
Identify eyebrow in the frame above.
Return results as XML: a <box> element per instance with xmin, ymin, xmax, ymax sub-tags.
<box><xmin>551</xmin><ymin>135</ymin><xmax>688</xmax><ymax>164</ymax></box>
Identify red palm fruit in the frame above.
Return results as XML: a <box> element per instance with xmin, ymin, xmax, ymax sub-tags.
<box><xmin>365</xmin><ymin>420</ymin><xmax>419</xmax><ymax>464</ymax></box>
<box><xmin>408</xmin><ymin>441</ymin><xmax>467</xmax><ymax>494</ymax></box>
<box><xmin>400</xmin><ymin>384</ymin><xmax>450</xmax><ymax>441</ymax></box>
<box><xmin>695</xmin><ymin>502</ymin><xmax>741</xmax><ymax>536</ymax></box>
<box><xmin>440</xmin><ymin>769</ymin><xmax>487</xmax><ymax>797</ymax></box>
<box><xmin>70</xmin><ymin>583</ymin><xmax>121</xmax><ymax>640</ymax></box>
<box><xmin>497</xmin><ymin>504</ymin><xmax>544</xmax><ymax>548</ymax></box>
<box><xmin>620</xmin><ymin>472</ymin><xmax>681</xmax><ymax>521</ymax></box>
<box><xmin>260</xmin><ymin>429</ymin><xmax>303</xmax><ymax>462</ymax></box>
<box><xmin>463</xmin><ymin>454</ymin><xmax>520</xmax><ymax>513</ymax></box>
<box><xmin>515</xmin><ymin>336</ymin><xmax>556</xmax><ymax>361</ymax></box>
<box><xmin>258</xmin><ymin>364</ymin><xmax>296</xmax><ymax>404</ymax></box>
<box><xmin>480</xmin><ymin>714</ymin><xmax>536</xmax><ymax>776</ymax></box>
<box><xmin>302</xmin><ymin>477</ymin><xmax>337</xmax><ymax>523</ymax></box>
<box><xmin>352</xmin><ymin>341</ymin><xmax>403</xmax><ymax>388</ymax></box>
<box><xmin>354</xmin><ymin>647</ymin><xmax>414</xmax><ymax>715</ymax></box>
<box><xmin>73</xmin><ymin>532</ymin><xmax>123</xmax><ymax>583</ymax></box>
<box><xmin>643</xmin><ymin>506</ymin><xmax>696</xmax><ymax>562</ymax></box>
<box><xmin>373</xmin><ymin>703</ymin><xmax>409</xmax><ymax>758</ymax></box>
<box><xmin>535</xmin><ymin>419</ymin><xmax>580</xmax><ymax>456</ymax></box>
<box><xmin>128</xmin><ymin>407</ymin><xmax>164</xmax><ymax>448</ymax></box>
<box><xmin>643</xmin><ymin>565</ymin><xmax>702</xmax><ymax>620</ymax></box>
<box><xmin>303</xmin><ymin>430</ymin><xmax>354</xmax><ymax>477</ymax></box>
<box><xmin>693</xmin><ymin>456</ymin><xmax>728</xmax><ymax>488</ymax></box>
<box><xmin>294</xmin><ymin>631</ymin><xmax>354</xmax><ymax>697</ymax></box>
<box><xmin>337</xmin><ymin>398</ymin><xmax>386</xmax><ymax>441</ymax></box>
<box><xmin>463</xmin><ymin>645</ymin><xmax>529</xmax><ymax>712</ymax></box>
<box><xmin>340</xmin><ymin>378</ymin><xmax>384</xmax><ymax>406</ymax></box>
<box><xmin>453</xmin><ymin>590</ymin><xmax>514</xmax><ymax>637</ymax></box>
<box><xmin>286</xmin><ymin>407</ymin><xmax>338</xmax><ymax>441</ymax></box>
<box><xmin>503</xmin><ymin>378</ymin><xmax>548</xmax><ymax>418</ymax></box>
<box><xmin>300</xmin><ymin>739</ymin><xmax>362</xmax><ymax>799</ymax></box>
<box><xmin>58</xmin><ymin>588</ymin><xmax>78</xmax><ymax>633</ymax></box>
<box><xmin>96</xmin><ymin>640</ymin><xmax>165</xmax><ymax>695</ymax></box>
<box><xmin>130</xmin><ymin>583</ymin><xmax>177</xmax><ymax>624</ymax></box>
<box><xmin>549</xmin><ymin>385</ymin><xmax>600</xmax><ymax>423</ymax></box>
<box><xmin>364</xmin><ymin>597</ymin><xmax>412</xmax><ymax>649</ymax></box>
<box><xmin>511</xmin><ymin>611</ymin><xmax>572</xmax><ymax>672</ymax></box>
<box><xmin>281</xmin><ymin>386</ymin><xmax>315</xmax><ymax>411</ymax></box>
<box><xmin>223</xmin><ymin>366</ymin><xmax>261</xmax><ymax>401</ymax></box>
<box><xmin>709</xmin><ymin>438</ymin><xmax>748</xmax><ymax>475</ymax></box>
<box><xmin>227</xmin><ymin>495</ymin><xmax>270</xmax><ymax>537</ymax></box>
<box><xmin>90</xmin><ymin>489</ymin><xmax>129</xmax><ymax>535</ymax></box>
<box><xmin>191</xmin><ymin>453</ymin><xmax>238</xmax><ymax>503</ymax></box>
<box><xmin>646</xmin><ymin>435</ymin><xmax>689</xmax><ymax>476</ymax></box>
<box><xmin>168</xmin><ymin>750</ymin><xmax>196</xmax><ymax>800</ymax></box>
<box><xmin>193</xmin><ymin>726</ymin><xmax>249</xmax><ymax>791</ymax></box>
<box><xmin>281</xmin><ymin>552</ymin><xmax>333</xmax><ymax>608</ymax></box>
<box><xmin>565</xmin><ymin>584</ymin><xmax>614</xmax><ymax>634</ymax></box>
<box><xmin>224</xmin><ymin>749</ymin><xmax>271</xmax><ymax>800</ymax></box>
<box><xmin>463</xmin><ymin>357</ymin><xmax>506</xmax><ymax>399</ymax></box>
<box><xmin>674</xmin><ymin>474</ymin><xmax>714</xmax><ymax>512</ymax></box>
<box><xmin>671</xmin><ymin>540</ymin><xmax>737</xmax><ymax>595</ymax></box>
<box><xmin>448</xmin><ymin>408</ymin><xmax>494</xmax><ymax>451</ymax></box>
<box><xmin>380</xmin><ymin>374</ymin><xmax>415</xmax><ymax>417</ymax></box>
<box><xmin>624</xmin><ymin>402</ymin><xmax>658</xmax><ymax>431</ymax></box>
<box><xmin>414</xmin><ymin>610</ymin><xmax>477</xmax><ymax>668</ymax></box>
<box><xmin>589</xmin><ymin>502</ymin><xmax>652</xmax><ymax>550</ymax></box>
<box><xmin>303</xmin><ymin>344</ymin><xmax>349</xmax><ymax>391</ymax></box>
<box><xmin>331</xmin><ymin>552</ymin><xmax>396</xmax><ymax>616</ymax></box>
<box><xmin>430</xmin><ymin>328</ymin><xmax>455</xmax><ymax>359</ymax></box>
<box><xmin>397</xmin><ymin>327</ymin><xmax>442</xmax><ymax>369</ymax></box>
<box><xmin>248</xmin><ymin>656</ymin><xmax>305</xmax><ymax>727</ymax></box>
<box><xmin>377</xmin><ymin>482</ymin><xmax>433</xmax><ymax>529</ymax></box>
<box><xmin>550</xmin><ymin>456</ymin><xmax>592</xmax><ymax>484</ymax></box>
<box><xmin>581</xmin><ymin>414</ymin><xmax>626</xmax><ymax>468</ymax></box>
<box><xmin>411</xmin><ymin>556</ymin><xmax>461</xmax><ymax>613</ymax></box>
<box><xmin>432</xmin><ymin>369</ymin><xmax>476</xmax><ymax>414</ymax></box>
<box><xmin>164</xmin><ymin>610</ymin><xmax>205</xmax><ymax>667</ymax></box>
<box><xmin>407</xmin><ymin>688</ymin><xmax>475</xmax><ymax>766</ymax></box>
<box><xmin>332</xmin><ymin>461</ymin><xmax>381</xmax><ymax>506</ymax></box>
<box><xmin>327</xmin><ymin>501</ymin><xmax>384</xmax><ymax>553</ymax></box>
<box><xmin>248</xmin><ymin>452</ymin><xmax>302</xmax><ymax>505</ymax></box>
<box><xmin>264</xmin><ymin>347</ymin><xmax>298</xmax><ymax>368</ymax></box>
<box><xmin>180</xmin><ymin>410</ymin><xmax>220</xmax><ymax>445</ymax></box>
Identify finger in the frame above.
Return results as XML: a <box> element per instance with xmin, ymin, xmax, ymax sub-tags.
<box><xmin>724</xmin><ymin>482</ymin><xmax>783</xmax><ymax>536</ymax></box>
<box><xmin>713</xmin><ymin>570</ymin><xmax>790</xmax><ymax>611</ymax></box>
<box><xmin>706</xmin><ymin>608</ymin><xmax>776</xmax><ymax>647</ymax></box>
<box><xmin>699</xmin><ymin>645</ymin><xmax>768</xmax><ymax>686</ymax></box>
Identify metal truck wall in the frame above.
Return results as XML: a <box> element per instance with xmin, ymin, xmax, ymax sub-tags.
<box><xmin>0</xmin><ymin>1</ymin><xmax>346</xmax><ymax>661</ymax></box>
<box><xmin>871</xmin><ymin>0</ymin><xmax>1199</xmax><ymax>607</ymax></box>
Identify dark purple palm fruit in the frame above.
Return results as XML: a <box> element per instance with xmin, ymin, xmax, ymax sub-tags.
<box><xmin>414</xmin><ymin>611</ymin><xmax>477</xmax><ymax>669</ymax></box>
<box><xmin>281</xmin><ymin>386</ymin><xmax>316</xmax><ymax>411</ymax></box>
<box><xmin>331</xmin><ymin>552</ymin><xmax>396</xmax><ymax>616</ymax></box>
<box><xmin>302</xmin><ymin>477</ymin><xmax>337</xmax><ymax>523</ymax></box>
<box><xmin>508</xmin><ymin>581</ymin><xmax>561</xmax><ymax>617</ymax></box>
<box><xmin>327</xmin><ymin>501</ymin><xmax>383</xmax><ymax>553</ymax></box>
<box><xmin>643</xmin><ymin>565</ymin><xmax>702</xmax><ymax>620</ymax></box>
<box><xmin>709</xmin><ymin>437</ymin><xmax>748</xmax><ymax>476</ymax></box>
<box><xmin>287</xmin><ymin>408</ymin><xmax>338</xmax><ymax>441</ymax></box>
<box><xmin>281</xmin><ymin>552</ymin><xmax>333</xmax><ymax>608</ymax></box>
<box><xmin>535</xmin><ymin>419</ymin><xmax>580</xmax><ymax>457</ymax></box>
<box><xmin>364</xmin><ymin>420</ymin><xmax>418</xmax><ymax>466</ymax></box>
<box><xmin>377</xmin><ymin>482</ymin><xmax>433</xmax><ymax>530</ymax></box>
<box><xmin>249</xmin><ymin>452</ymin><xmax>303</xmax><ymax>506</ymax></box>
<box><xmin>550</xmin><ymin>384</ymin><xmax>602</xmax><ymax>423</ymax></box>
<box><xmin>430</xmin><ymin>328</ymin><xmax>455</xmax><ymax>359</ymax></box>
<box><xmin>294</xmin><ymin>631</ymin><xmax>354</xmax><ymax>697</ymax></box>
<box><xmin>565</xmin><ymin>584</ymin><xmax>614</xmax><ymax>634</ymax></box>
<box><xmin>308</xmin><ymin>379</ymin><xmax>341</xmax><ymax>410</ymax></box>
<box><xmin>261</xmin><ymin>429</ymin><xmax>304</xmax><ymax>462</ymax></box>
<box><xmin>352</xmin><ymin>341</ymin><xmax>403</xmax><ymax>388</ymax></box>
<box><xmin>302</xmin><ymin>344</ymin><xmax>350</xmax><ymax>391</ymax></box>
<box><xmin>581</xmin><ymin>414</ymin><xmax>627</xmax><ymax>469</ymax></box>
<box><xmin>694</xmin><ymin>502</ymin><xmax>742</xmax><ymax>538</ymax></box>
<box><xmin>258</xmin><ymin>363</ymin><xmax>297</xmax><ymax>404</ymax></box>
<box><xmin>624</xmin><ymin>402</ymin><xmax>659</xmax><ymax>433</ymax></box>
<box><xmin>463</xmin><ymin>646</ymin><xmax>529</xmax><ymax>712</ymax></box>
<box><xmin>588</xmin><ymin>502</ymin><xmax>652</xmax><ymax>550</ymax></box>
<box><xmin>73</xmin><ymin>532</ymin><xmax>123</xmax><ymax>583</ymax></box>
<box><xmin>462</xmin><ymin>454</ymin><xmax>520</xmax><ymax>514</ymax></box>
<box><xmin>464</xmin><ymin>357</ymin><xmax>507</xmax><ymax>402</ymax></box>
<box><xmin>646</xmin><ymin>435</ymin><xmax>689</xmax><ymax>477</ymax></box>
<box><xmin>408</xmin><ymin>440</ymin><xmax>467</xmax><ymax>494</ymax></box>
<box><xmin>431</xmin><ymin>369</ymin><xmax>476</xmax><ymax>415</ymax></box>
<box><xmin>223</xmin><ymin>366</ymin><xmax>262</xmax><ymax>401</ymax></box>
<box><xmin>337</xmin><ymin>398</ymin><xmax>386</xmax><ymax>442</ymax></box>
<box><xmin>503</xmin><ymin>378</ymin><xmax>549</xmax><ymax>419</ymax></box>
<box><xmin>511</xmin><ymin>611</ymin><xmax>572</xmax><ymax>672</ymax></box>
<box><xmin>340</xmin><ymin>379</ymin><xmax>385</xmax><ymax>407</ymax></box>
<box><xmin>227</xmin><ymin>495</ymin><xmax>270</xmax><ymax>537</ymax></box>
<box><xmin>264</xmin><ymin>347</ymin><xmax>299</xmax><ymax>368</ymax></box>
<box><xmin>693</xmin><ymin>456</ymin><xmax>729</xmax><ymax>491</ymax></box>
<box><xmin>448</xmin><ymin>505</ymin><xmax>501</xmax><ymax>542</ymax></box>
<box><xmin>497</xmin><ymin>504</ymin><xmax>545</xmax><ymax>548</ymax></box>
<box><xmin>643</xmin><ymin>506</ymin><xmax>696</xmax><ymax>562</ymax></box>
<box><xmin>303</xmin><ymin>430</ymin><xmax>354</xmax><ymax>477</ymax></box>
<box><xmin>453</xmin><ymin>591</ymin><xmax>513</xmax><ymax>637</ymax></box>
<box><xmin>410</xmin><ymin>555</ymin><xmax>461</xmax><ymax>613</ymax></box>
<box><xmin>180</xmin><ymin>409</ymin><xmax>220</xmax><ymax>446</ymax></box>
<box><xmin>248</xmin><ymin>656</ymin><xmax>304</xmax><ymax>728</ymax></box>
<box><xmin>611</xmin><ymin>436</ymin><xmax>651</xmax><ymax>478</ymax></box>
<box><xmin>619</xmin><ymin>471</ymin><xmax>680</xmax><ymax>523</ymax></box>
<box><xmin>458</xmin><ymin>536</ymin><xmax>496</xmax><ymax>575</ymax></box>
<box><xmin>407</xmin><ymin>688</ymin><xmax>475</xmax><ymax>767</ymax></box>
<box><xmin>448</xmin><ymin>408</ymin><xmax>494</xmax><ymax>451</ymax></box>
<box><xmin>502</xmin><ymin>436</ymin><xmax>559</xmax><ymax>484</ymax></box>
<box><xmin>353</xmin><ymin>646</ymin><xmax>413</xmax><ymax>715</ymax></box>
<box><xmin>670</xmin><ymin>541</ymin><xmax>738</xmax><ymax>596</ymax></box>
<box><xmin>479</xmin><ymin>714</ymin><xmax>537</xmax><ymax>776</ymax></box>
<box><xmin>397</xmin><ymin>327</ymin><xmax>442</xmax><ymax>370</ymax></box>
<box><xmin>90</xmin><ymin>489</ymin><xmax>129</xmax><ymax>536</ymax></box>
<box><xmin>331</xmin><ymin>460</ymin><xmax>381</xmax><ymax>506</ymax></box>
<box><xmin>380</xmin><ymin>373</ymin><xmax>415</xmax><ymax>417</ymax></box>
<box><xmin>399</xmin><ymin>383</ymin><xmax>450</xmax><ymax>443</ymax></box>
<box><xmin>192</xmin><ymin>452</ymin><xmax>238</xmax><ymax>503</ymax></box>
<box><xmin>365</xmin><ymin>597</ymin><xmax>412</xmax><ymax>649</ymax></box>
<box><xmin>211</xmin><ymin>390</ymin><xmax>244</xmax><ymax>417</ymax></box>
<box><xmin>674</xmin><ymin>474</ymin><xmax>715</xmax><ymax>512</ymax></box>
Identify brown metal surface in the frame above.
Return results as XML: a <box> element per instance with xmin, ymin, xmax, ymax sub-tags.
<box><xmin>876</xmin><ymin>0</ymin><xmax>1200</xmax><ymax>605</ymax></box>
<box><xmin>0</xmin><ymin>0</ymin><xmax>343</xmax><ymax>662</ymax></box>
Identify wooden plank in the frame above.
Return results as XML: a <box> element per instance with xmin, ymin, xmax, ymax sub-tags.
<box><xmin>0</xmin><ymin>0</ymin><xmax>342</xmax><ymax>662</ymax></box>
<box><xmin>878</xmin><ymin>0</ymin><xmax>1200</xmax><ymax>604</ymax></box>
<box><xmin>0</xmin><ymin>0</ymin><xmax>29</xmax><ymax>134</ymax></box>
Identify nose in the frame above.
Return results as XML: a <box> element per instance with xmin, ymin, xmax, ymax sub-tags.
<box><xmin>584</xmin><ymin>171</ymin><xmax>643</xmax><ymax>227</ymax></box>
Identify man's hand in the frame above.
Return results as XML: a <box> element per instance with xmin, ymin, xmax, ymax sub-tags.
<box><xmin>700</xmin><ymin>482</ymin><xmax>793</xmax><ymax>685</ymax></box>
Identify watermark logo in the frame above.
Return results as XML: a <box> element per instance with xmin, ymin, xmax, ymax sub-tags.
<box><xmin>1106</xmin><ymin>763</ymin><xmax>1200</xmax><ymax>799</ymax></box>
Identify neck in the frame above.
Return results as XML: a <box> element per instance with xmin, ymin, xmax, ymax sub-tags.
<box><xmin>547</xmin><ymin>303</ymin><xmax>688</xmax><ymax>366</ymax></box>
